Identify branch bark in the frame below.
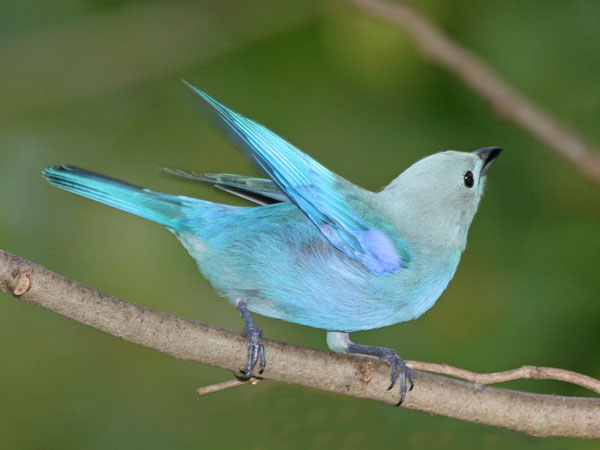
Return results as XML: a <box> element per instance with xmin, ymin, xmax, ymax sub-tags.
<box><xmin>408</xmin><ymin>361</ymin><xmax>600</xmax><ymax>396</ymax></box>
<box><xmin>349</xmin><ymin>0</ymin><xmax>600</xmax><ymax>187</ymax></box>
<box><xmin>1</xmin><ymin>248</ymin><xmax>599</xmax><ymax>439</ymax></box>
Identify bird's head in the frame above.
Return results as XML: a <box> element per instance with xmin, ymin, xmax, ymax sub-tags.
<box><xmin>380</xmin><ymin>147</ymin><xmax>502</xmax><ymax>249</ymax></box>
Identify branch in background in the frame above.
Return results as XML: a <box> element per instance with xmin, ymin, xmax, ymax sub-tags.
<box><xmin>1</xmin><ymin>249</ymin><xmax>599</xmax><ymax>438</ymax></box>
<box><xmin>349</xmin><ymin>0</ymin><xmax>600</xmax><ymax>187</ymax></box>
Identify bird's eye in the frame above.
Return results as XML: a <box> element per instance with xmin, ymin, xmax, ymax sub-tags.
<box><xmin>463</xmin><ymin>171</ymin><xmax>474</xmax><ymax>188</ymax></box>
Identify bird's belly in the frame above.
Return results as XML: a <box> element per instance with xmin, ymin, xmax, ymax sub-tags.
<box><xmin>248</xmin><ymin>244</ymin><xmax>460</xmax><ymax>331</ymax></box>
<box><xmin>236</xmin><ymin>255</ymin><xmax>457</xmax><ymax>332</ymax></box>
<box><xmin>242</xmin><ymin>274</ymin><xmax>452</xmax><ymax>332</ymax></box>
<box><xmin>177</xmin><ymin>207</ymin><xmax>459</xmax><ymax>333</ymax></box>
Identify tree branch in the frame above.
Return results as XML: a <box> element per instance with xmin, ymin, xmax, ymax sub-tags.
<box><xmin>408</xmin><ymin>361</ymin><xmax>600</xmax><ymax>396</ymax></box>
<box><xmin>196</xmin><ymin>377</ymin><xmax>262</xmax><ymax>396</ymax></box>
<box><xmin>1</xmin><ymin>248</ymin><xmax>599</xmax><ymax>439</ymax></box>
<box><xmin>349</xmin><ymin>0</ymin><xmax>600</xmax><ymax>187</ymax></box>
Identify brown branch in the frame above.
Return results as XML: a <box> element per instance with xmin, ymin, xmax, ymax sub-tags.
<box><xmin>408</xmin><ymin>361</ymin><xmax>600</xmax><ymax>396</ymax></box>
<box><xmin>196</xmin><ymin>377</ymin><xmax>262</xmax><ymax>396</ymax></box>
<box><xmin>196</xmin><ymin>361</ymin><xmax>600</xmax><ymax>397</ymax></box>
<box><xmin>349</xmin><ymin>0</ymin><xmax>600</xmax><ymax>187</ymax></box>
<box><xmin>1</xmin><ymin>248</ymin><xmax>599</xmax><ymax>439</ymax></box>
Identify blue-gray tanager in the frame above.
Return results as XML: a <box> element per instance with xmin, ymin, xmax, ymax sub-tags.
<box><xmin>43</xmin><ymin>82</ymin><xmax>501</xmax><ymax>403</ymax></box>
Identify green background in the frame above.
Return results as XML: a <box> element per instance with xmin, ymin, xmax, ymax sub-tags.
<box><xmin>1</xmin><ymin>1</ymin><xmax>599</xmax><ymax>448</ymax></box>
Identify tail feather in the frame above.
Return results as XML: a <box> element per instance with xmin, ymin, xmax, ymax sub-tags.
<box><xmin>43</xmin><ymin>165</ymin><xmax>198</xmax><ymax>229</ymax></box>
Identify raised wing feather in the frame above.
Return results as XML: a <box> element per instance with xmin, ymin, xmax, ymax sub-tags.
<box><xmin>184</xmin><ymin>81</ymin><xmax>408</xmax><ymax>273</ymax></box>
<box><xmin>163</xmin><ymin>168</ymin><xmax>288</xmax><ymax>205</ymax></box>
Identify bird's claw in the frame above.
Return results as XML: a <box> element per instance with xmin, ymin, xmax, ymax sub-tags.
<box><xmin>345</xmin><ymin>340</ymin><xmax>414</xmax><ymax>406</ymax></box>
<box><xmin>377</xmin><ymin>348</ymin><xmax>414</xmax><ymax>405</ymax></box>
<box><xmin>234</xmin><ymin>323</ymin><xmax>265</xmax><ymax>380</ymax></box>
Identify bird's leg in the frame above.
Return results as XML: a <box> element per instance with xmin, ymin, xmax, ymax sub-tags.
<box><xmin>234</xmin><ymin>299</ymin><xmax>266</xmax><ymax>380</ymax></box>
<box><xmin>326</xmin><ymin>331</ymin><xmax>414</xmax><ymax>405</ymax></box>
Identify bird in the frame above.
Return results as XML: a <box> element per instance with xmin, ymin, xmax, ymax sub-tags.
<box><xmin>43</xmin><ymin>81</ymin><xmax>501</xmax><ymax>404</ymax></box>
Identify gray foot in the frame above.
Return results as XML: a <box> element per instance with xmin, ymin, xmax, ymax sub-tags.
<box><xmin>347</xmin><ymin>343</ymin><xmax>414</xmax><ymax>405</ymax></box>
<box><xmin>234</xmin><ymin>300</ymin><xmax>266</xmax><ymax>380</ymax></box>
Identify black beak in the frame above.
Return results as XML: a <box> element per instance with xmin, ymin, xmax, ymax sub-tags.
<box><xmin>473</xmin><ymin>147</ymin><xmax>502</xmax><ymax>176</ymax></box>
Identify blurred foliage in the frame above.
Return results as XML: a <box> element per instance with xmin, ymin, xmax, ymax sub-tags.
<box><xmin>1</xmin><ymin>0</ymin><xmax>599</xmax><ymax>448</ymax></box>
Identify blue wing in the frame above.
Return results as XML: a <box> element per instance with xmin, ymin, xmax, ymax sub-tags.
<box><xmin>163</xmin><ymin>168</ymin><xmax>288</xmax><ymax>205</ymax></box>
<box><xmin>184</xmin><ymin>81</ymin><xmax>409</xmax><ymax>273</ymax></box>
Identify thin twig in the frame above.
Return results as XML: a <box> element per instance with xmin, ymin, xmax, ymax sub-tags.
<box><xmin>198</xmin><ymin>362</ymin><xmax>600</xmax><ymax>397</ymax></box>
<box><xmin>407</xmin><ymin>361</ymin><xmax>600</xmax><ymax>396</ymax></box>
<box><xmin>1</xmin><ymin>248</ymin><xmax>599</xmax><ymax>438</ymax></box>
<box><xmin>349</xmin><ymin>0</ymin><xmax>600</xmax><ymax>187</ymax></box>
<box><xmin>196</xmin><ymin>377</ymin><xmax>262</xmax><ymax>396</ymax></box>
<box><xmin>196</xmin><ymin>362</ymin><xmax>600</xmax><ymax>397</ymax></box>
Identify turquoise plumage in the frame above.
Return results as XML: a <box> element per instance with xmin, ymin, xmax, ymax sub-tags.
<box><xmin>44</xmin><ymin>82</ymin><xmax>502</xmax><ymax>403</ymax></box>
